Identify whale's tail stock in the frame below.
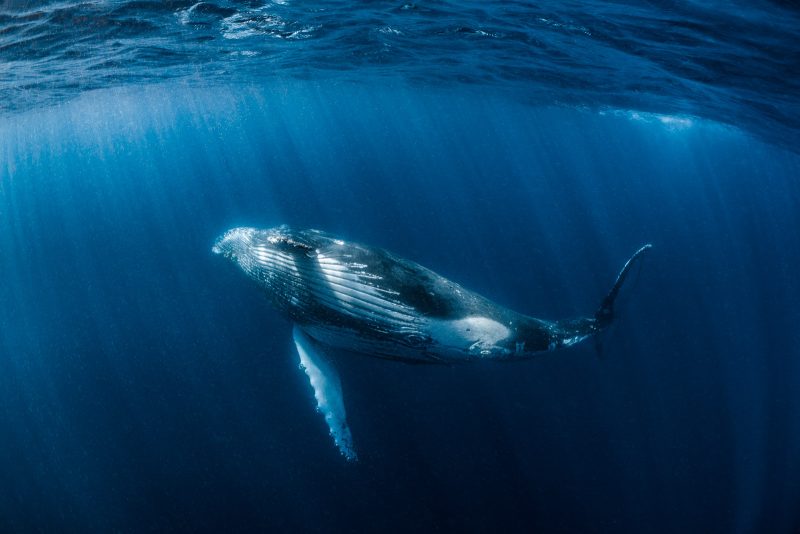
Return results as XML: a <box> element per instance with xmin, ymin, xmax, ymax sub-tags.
<box><xmin>552</xmin><ymin>244</ymin><xmax>652</xmax><ymax>350</ymax></box>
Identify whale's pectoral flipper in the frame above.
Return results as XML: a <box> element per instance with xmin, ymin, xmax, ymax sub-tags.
<box><xmin>293</xmin><ymin>326</ymin><xmax>357</xmax><ymax>461</ymax></box>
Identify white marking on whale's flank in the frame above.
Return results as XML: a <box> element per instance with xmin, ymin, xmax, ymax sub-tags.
<box><xmin>561</xmin><ymin>335</ymin><xmax>588</xmax><ymax>347</ymax></box>
<box><xmin>427</xmin><ymin>316</ymin><xmax>510</xmax><ymax>356</ymax></box>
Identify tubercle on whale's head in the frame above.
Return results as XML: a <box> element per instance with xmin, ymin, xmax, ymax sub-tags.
<box><xmin>212</xmin><ymin>227</ymin><xmax>257</xmax><ymax>260</ymax></box>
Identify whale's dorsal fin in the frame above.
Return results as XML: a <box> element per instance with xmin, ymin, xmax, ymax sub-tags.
<box><xmin>292</xmin><ymin>326</ymin><xmax>357</xmax><ymax>461</ymax></box>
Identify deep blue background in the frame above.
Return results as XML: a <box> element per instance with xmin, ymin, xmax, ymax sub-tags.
<box><xmin>1</xmin><ymin>82</ymin><xmax>799</xmax><ymax>532</ymax></box>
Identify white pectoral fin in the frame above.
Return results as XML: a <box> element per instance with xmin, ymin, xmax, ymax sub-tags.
<box><xmin>293</xmin><ymin>326</ymin><xmax>357</xmax><ymax>461</ymax></box>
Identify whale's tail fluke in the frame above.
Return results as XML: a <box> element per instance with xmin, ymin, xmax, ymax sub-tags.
<box><xmin>551</xmin><ymin>244</ymin><xmax>652</xmax><ymax>350</ymax></box>
<box><xmin>594</xmin><ymin>243</ymin><xmax>652</xmax><ymax>330</ymax></box>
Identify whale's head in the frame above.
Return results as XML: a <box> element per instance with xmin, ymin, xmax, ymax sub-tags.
<box><xmin>213</xmin><ymin>226</ymin><xmax>319</xmax><ymax>262</ymax></box>
<box><xmin>213</xmin><ymin>225</ymin><xmax>329</xmax><ymax>315</ymax></box>
<box><xmin>213</xmin><ymin>224</ymin><xmax>323</xmax><ymax>286</ymax></box>
<box><xmin>212</xmin><ymin>227</ymin><xmax>258</xmax><ymax>262</ymax></box>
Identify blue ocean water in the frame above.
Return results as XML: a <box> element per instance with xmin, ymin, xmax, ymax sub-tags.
<box><xmin>1</xmin><ymin>1</ymin><xmax>800</xmax><ymax>532</ymax></box>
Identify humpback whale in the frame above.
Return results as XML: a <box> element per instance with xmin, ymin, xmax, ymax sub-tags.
<box><xmin>213</xmin><ymin>225</ymin><xmax>651</xmax><ymax>460</ymax></box>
